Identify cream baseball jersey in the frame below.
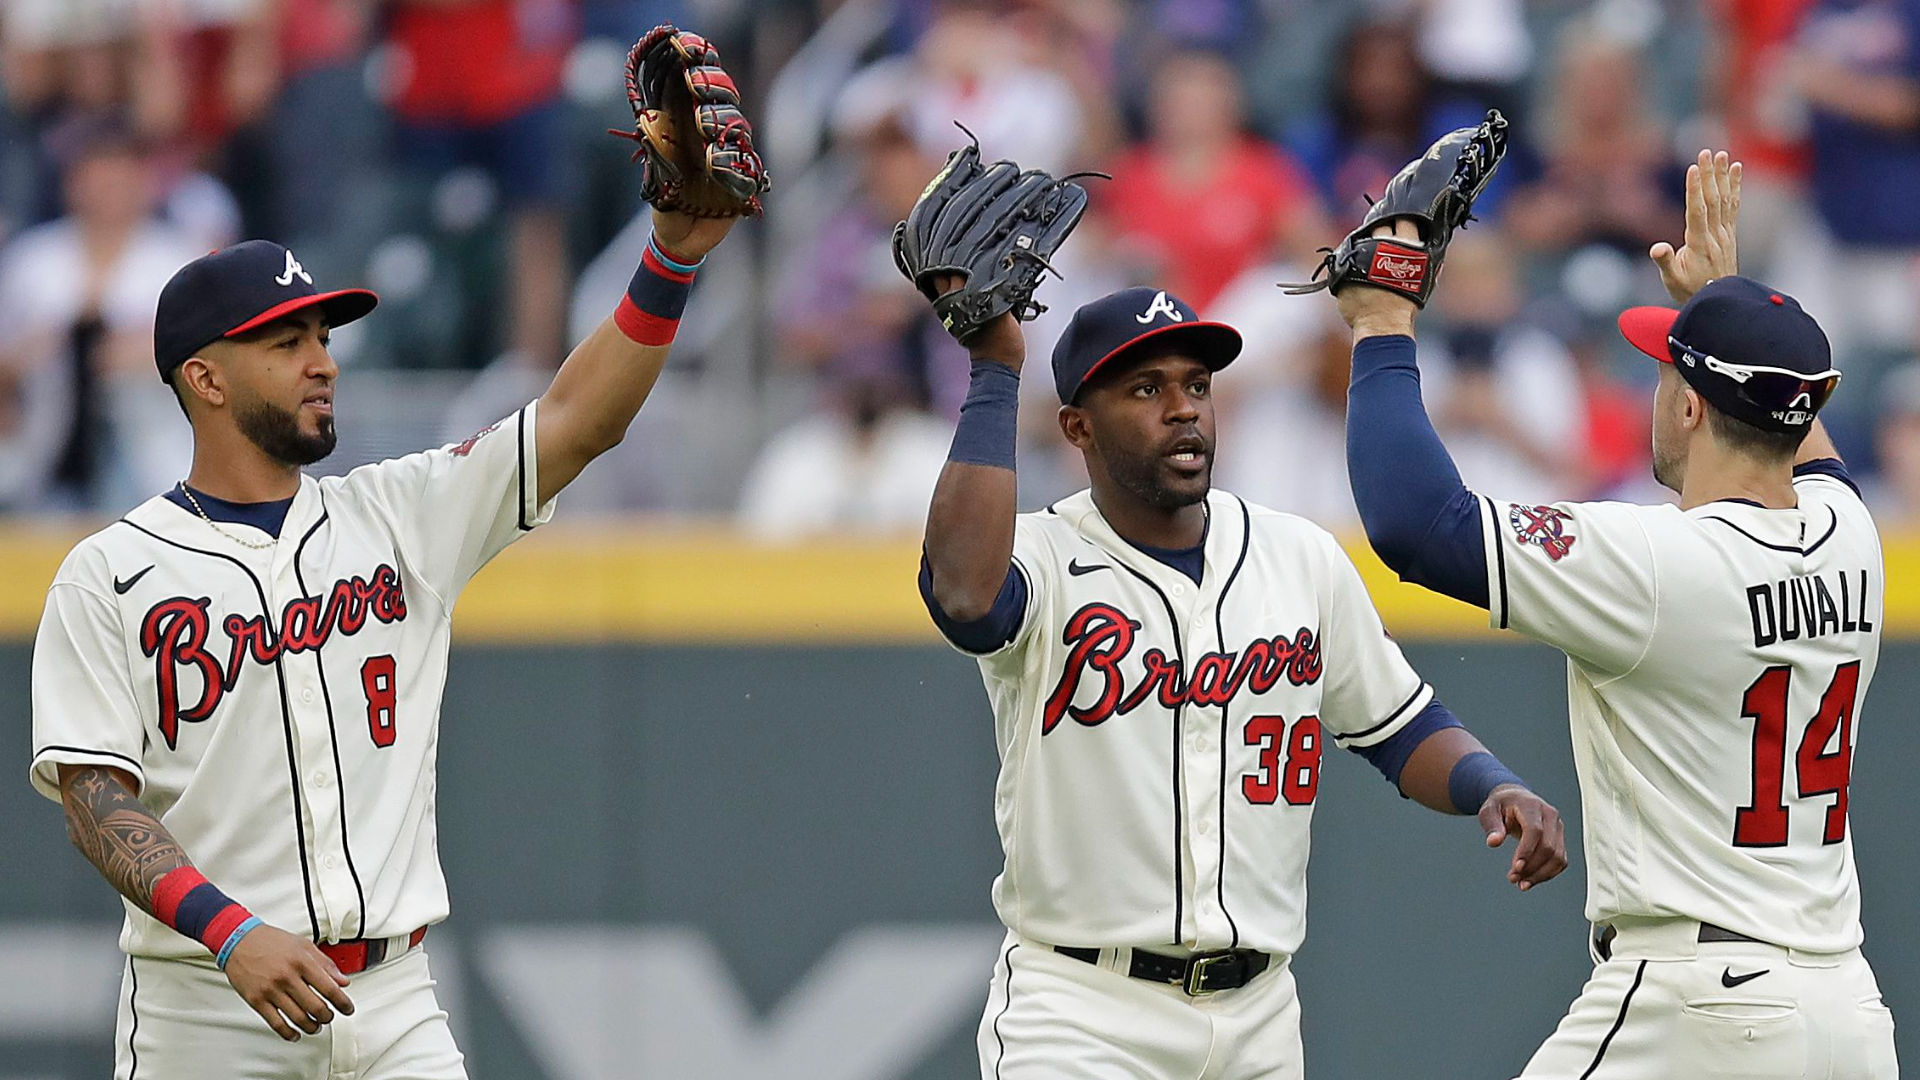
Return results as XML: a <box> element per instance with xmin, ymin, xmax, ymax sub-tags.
<box><xmin>946</xmin><ymin>489</ymin><xmax>1434</xmax><ymax>957</ymax></box>
<box><xmin>30</xmin><ymin>402</ymin><xmax>553</xmax><ymax>960</ymax></box>
<box><xmin>1477</xmin><ymin>465</ymin><xmax>1879</xmax><ymax>953</ymax></box>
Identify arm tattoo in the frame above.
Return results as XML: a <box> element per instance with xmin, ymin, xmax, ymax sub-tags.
<box><xmin>60</xmin><ymin>767</ymin><xmax>191</xmax><ymax>915</ymax></box>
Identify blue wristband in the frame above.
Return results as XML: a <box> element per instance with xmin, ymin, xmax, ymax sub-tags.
<box><xmin>1448</xmin><ymin>750</ymin><xmax>1527</xmax><ymax>815</ymax></box>
<box><xmin>948</xmin><ymin>360</ymin><xmax>1021</xmax><ymax>470</ymax></box>
<box><xmin>214</xmin><ymin>916</ymin><xmax>263</xmax><ymax>970</ymax></box>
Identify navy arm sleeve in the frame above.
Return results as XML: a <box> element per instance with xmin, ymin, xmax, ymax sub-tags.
<box><xmin>1346</xmin><ymin>334</ymin><xmax>1489</xmax><ymax>608</ymax></box>
<box><xmin>1348</xmin><ymin>699</ymin><xmax>1463</xmax><ymax>790</ymax></box>
<box><xmin>918</xmin><ymin>556</ymin><xmax>1028</xmax><ymax>654</ymax></box>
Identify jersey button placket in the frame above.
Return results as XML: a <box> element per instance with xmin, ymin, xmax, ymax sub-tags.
<box><xmin>278</xmin><ymin>569</ymin><xmax>351</xmax><ymax>940</ymax></box>
<box><xmin>1182</xmin><ymin>605</ymin><xmax>1228</xmax><ymax>945</ymax></box>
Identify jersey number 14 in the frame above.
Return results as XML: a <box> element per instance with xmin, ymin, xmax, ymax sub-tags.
<box><xmin>1734</xmin><ymin>662</ymin><xmax>1859</xmax><ymax>847</ymax></box>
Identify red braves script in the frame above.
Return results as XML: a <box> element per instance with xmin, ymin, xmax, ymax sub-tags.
<box><xmin>1043</xmin><ymin>603</ymin><xmax>1323</xmax><ymax>734</ymax></box>
<box><xmin>139</xmin><ymin>566</ymin><xmax>409</xmax><ymax>748</ymax></box>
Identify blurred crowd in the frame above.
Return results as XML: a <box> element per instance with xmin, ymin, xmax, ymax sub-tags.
<box><xmin>8</xmin><ymin>0</ymin><xmax>1920</xmax><ymax>537</ymax></box>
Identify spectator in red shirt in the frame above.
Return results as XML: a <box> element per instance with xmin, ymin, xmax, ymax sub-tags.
<box><xmin>1102</xmin><ymin>49</ymin><xmax>1327</xmax><ymax>312</ymax></box>
<box><xmin>385</xmin><ymin>0</ymin><xmax>577</xmax><ymax>370</ymax></box>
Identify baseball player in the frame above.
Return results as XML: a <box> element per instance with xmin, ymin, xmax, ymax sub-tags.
<box><xmin>27</xmin><ymin>27</ymin><xmax>764</xmax><ymax>1078</ymax></box>
<box><xmin>915</xmin><ymin>268</ymin><xmax>1569</xmax><ymax>1072</ymax></box>
<box><xmin>1335</xmin><ymin>149</ymin><xmax>1897</xmax><ymax>1077</ymax></box>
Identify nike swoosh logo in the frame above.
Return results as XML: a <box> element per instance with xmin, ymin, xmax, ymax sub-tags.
<box><xmin>1721</xmin><ymin>967</ymin><xmax>1770</xmax><ymax>988</ymax></box>
<box><xmin>113</xmin><ymin>566</ymin><xmax>155</xmax><ymax>595</ymax></box>
<box><xmin>1067</xmin><ymin>559</ymin><xmax>1112</xmax><ymax>577</ymax></box>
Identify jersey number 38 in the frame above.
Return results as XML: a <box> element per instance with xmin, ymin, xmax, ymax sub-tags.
<box><xmin>1243</xmin><ymin>715</ymin><xmax>1323</xmax><ymax>806</ymax></box>
<box><xmin>1734</xmin><ymin>662</ymin><xmax>1859</xmax><ymax>848</ymax></box>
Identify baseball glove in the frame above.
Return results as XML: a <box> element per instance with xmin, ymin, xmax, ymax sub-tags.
<box><xmin>610</xmin><ymin>24</ymin><xmax>769</xmax><ymax>218</ymax></box>
<box><xmin>1281</xmin><ymin>109</ymin><xmax>1509</xmax><ymax>307</ymax></box>
<box><xmin>892</xmin><ymin>130</ymin><xmax>1098</xmax><ymax>345</ymax></box>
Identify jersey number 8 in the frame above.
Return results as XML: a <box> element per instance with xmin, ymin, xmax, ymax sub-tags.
<box><xmin>361</xmin><ymin>654</ymin><xmax>399</xmax><ymax>749</ymax></box>
<box><xmin>1734</xmin><ymin>661</ymin><xmax>1859</xmax><ymax>847</ymax></box>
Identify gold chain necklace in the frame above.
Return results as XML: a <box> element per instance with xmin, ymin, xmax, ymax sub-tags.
<box><xmin>178</xmin><ymin>483</ymin><xmax>278</xmax><ymax>550</ymax></box>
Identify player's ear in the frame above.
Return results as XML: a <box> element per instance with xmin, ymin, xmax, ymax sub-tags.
<box><xmin>1058</xmin><ymin>404</ymin><xmax>1094</xmax><ymax>450</ymax></box>
<box><xmin>176</xmin><ymin>353</ymin><xmax>227</xmax><ymax>411</ymax></box>
<box><xmin>1680</xmin><ymin>386</ymin><xmax>1707</xmax><ymax>433</ymax></box>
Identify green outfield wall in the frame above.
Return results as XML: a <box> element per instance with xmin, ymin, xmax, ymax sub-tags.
<box><xmin>3</xmin><ymin>640</ymin><xmax>1914</xmax><ymax>1079</ymax></box>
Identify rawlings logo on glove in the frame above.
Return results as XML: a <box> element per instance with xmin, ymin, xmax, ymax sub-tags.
<box><xmin>1283</xmin><ymin>110</ymin><xmax>1508</xmax><ymax>308</ymax></box>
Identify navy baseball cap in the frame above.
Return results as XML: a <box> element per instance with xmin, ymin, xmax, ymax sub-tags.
<box><xmin>154</xmin><ymin>240</ymin><xmax>378</xmax><ymax>383</ymax></box>
<box><xmin>1618</xmin><ymin>276</ymin><xmax>1839</xmax><ymax>433</ymax></box>
<box><xmin>1050</xmin><ymin>287</ymin><xmax>1241</xmax><ymax>405</ymax></box>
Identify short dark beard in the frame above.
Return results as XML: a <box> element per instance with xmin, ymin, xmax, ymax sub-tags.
<box><xmin>1101</xmin><ymin>442</ymin><xmax>1208</xmax><ymax>510</ymax></box>
<box><xmin>236</xmin><ymin>396</ymin><xmax>335</xmax><ymax>466</ymax></box>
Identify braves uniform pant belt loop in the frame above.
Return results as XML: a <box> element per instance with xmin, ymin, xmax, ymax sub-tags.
<box><xmin>1053</xmin><ymin>945</ymin><xmax>1272</xmax><ymax>995</ymax></box>
<box><xmin>1592</xmin><ymin>921</ymin><xmax>1762</xmax><ymax>962</ymax></box>
<box><xmin>319</xmin><ymin>926</ymin><xmax>427</xmax><ymax>975</ymax></box>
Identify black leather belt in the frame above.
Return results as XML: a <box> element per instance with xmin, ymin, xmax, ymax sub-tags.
<box><xmin>1056</xmin><ymin>945</ymin><xmax>1271</xmax><ymax>995</ymax></box>
<box><xmin>1593</xmin><ymin>922</ymin><xmax>1764</xmax><ymax>961</ymax></box>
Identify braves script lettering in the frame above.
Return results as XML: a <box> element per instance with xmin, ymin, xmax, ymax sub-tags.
<box><xmin>1041</xmin><ymin>602</ymin><xmax>1323</xmax><ymax>734</ymax></box>
<box><xmin>139</xmin><ymin>565</ymin><xmax>408</xmax><ymax>749</ymax></box>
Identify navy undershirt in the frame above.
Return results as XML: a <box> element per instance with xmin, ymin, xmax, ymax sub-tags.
<box><xmin>164</xmin><ymin>483</ymin><xmax>296</xmax><ymax>539</ymax></box>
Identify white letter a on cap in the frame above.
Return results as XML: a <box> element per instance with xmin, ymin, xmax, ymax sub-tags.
<box><xmin>276</xmin><ymin>249</ymin><xmax>313</xmax><ymax>287</ymax></box>
<box><xmin>1136</xmin><ymin>290</ymin><xmax>1183</xmax><ymax>324</ymax></box>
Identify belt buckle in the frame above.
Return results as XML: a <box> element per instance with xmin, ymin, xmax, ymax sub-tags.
<box><xmin>1184</xmin><ymin>953</ymin><xmax>1231</xmax><ymax>996</ymax></box>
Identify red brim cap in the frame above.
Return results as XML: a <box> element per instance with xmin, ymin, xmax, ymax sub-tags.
<box><xmin>225</xmin><ymin>288</ymin><xmax>379</xmax><ymax>337</ymax></box>
<box><xmin>1617</xmin><ymin>305</ymin><xmax>1680</xmax><ymax>364</ymax></box>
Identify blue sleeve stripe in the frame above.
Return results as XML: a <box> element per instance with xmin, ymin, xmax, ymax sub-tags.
<box><xmin>919</xmin><ymin>556</ymin><xmax>1028</xmax><ymax>654</ymax></box>
<box><xmin>1348</xmin><ymin>699</ymin><xmax>1462</xmax><ymax>789</ymax></box>
<box><xmin>647</xmin><ymin>236</ymin><xmax>704</xmax><ymax>275</ymax></box>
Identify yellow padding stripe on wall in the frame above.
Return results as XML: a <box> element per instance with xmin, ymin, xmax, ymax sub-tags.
<box><xmin>0</xmin><ymin>522</ymin><xmax>1914</xmax><ymax>643</ymax></box>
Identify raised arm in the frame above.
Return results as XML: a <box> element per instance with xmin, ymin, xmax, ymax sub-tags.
<box><xmin>1336</xmin><ymin>223</ymin><xmax>1491</xmax><ymax>606</ymax></box>
<box><xmin>923</xmin><ymin>305</ymin><xmax>1028</xmax><ymax>623</ymax></box>
<box><xmin>57</xmin><ymin>763</ymin><xmax>354</xmax><ymax>1042</ymax></box>
<box><xmin>534</xmin><ymin>211</ymin><xmax>735</xmax><ymax>506</ymax></box>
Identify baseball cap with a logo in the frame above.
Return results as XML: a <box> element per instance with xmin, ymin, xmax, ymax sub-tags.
<box><xmin>153</xmin><ymin>240</ymin><xmax>378</xmax><ymax>384</ymax></box>
<box><xmin>1617</xmin><ymin>276</ymin><xmax>1839</xmax><ymax>433</ymax></box>
<box><xmin>1050</xmin><ymin>287</ymin><xmax>1242</xmax><ymax>405</ymax></box>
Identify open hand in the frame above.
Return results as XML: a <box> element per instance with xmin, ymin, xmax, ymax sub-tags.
<box><xmin>222</xmin><ymin>924</ymin><xmax>355</xmax><ymax>1041</ymax></box>
<box><xmin>1333</xmin><ymin>219</ymin><xmax>1422</xmax><ymax>338</ymax></box>
<box><xmin>1649</xmin><ymin>150</ymin><xmax>1741</xmax><ymax>304</ymax></box>
<box><xmin>1478</xmin><ymin>785</ymin><xmax>1568</xmax><ymax>892</ymax></box>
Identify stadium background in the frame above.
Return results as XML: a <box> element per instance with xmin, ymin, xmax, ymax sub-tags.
<box><xmin>5</xmin><ymin>0</ymin><xmax>1920</xmax><ymax>1076</ymax></box>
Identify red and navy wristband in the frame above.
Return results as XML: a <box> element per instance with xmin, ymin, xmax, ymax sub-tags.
<box><xmin>613</xmin><ymin>234</ymin><xmax>702</xmax><ymax>346</ymax></box>
<box><xmin>153</xmin><ymin>867</ymin><xmax>257</xmax><ymax>965</ymax></box>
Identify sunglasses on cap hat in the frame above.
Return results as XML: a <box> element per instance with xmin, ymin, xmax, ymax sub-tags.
<box><xmin>1666</xmin><ymin>336</ymin><xmax>1841</xmax><ymax>429</ymax></box>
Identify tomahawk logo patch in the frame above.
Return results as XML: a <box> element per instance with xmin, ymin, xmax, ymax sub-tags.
<box><xmin>447</xmin><ymin>422</ymin><xmax>500</xmax><ymax>457</ymax></box>
<box><xmin>1509</xmin><ymin>504</ymin><xmax>1576</xmax><ymax>562</ymax></box>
